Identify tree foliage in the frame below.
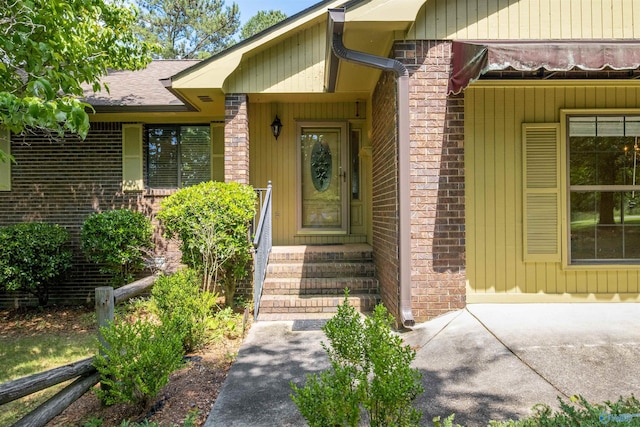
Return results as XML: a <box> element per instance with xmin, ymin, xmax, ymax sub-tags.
<box><xmin>136</xmin><ymin>0</ymin><xmax>240</xmax><ymax>59</ymax></box>
<box><xmin>240</xmin><ymin>10</ymin><xmax>287</xmax><ymax>40</ymax></box>
<box><xmin>0</xmin><ymin>0</ymin><xmax>153</xmax><ymax>138</ymax></box>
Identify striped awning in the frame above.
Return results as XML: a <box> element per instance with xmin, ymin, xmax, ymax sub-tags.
<box><xmin>448</xmin><ymin>40</ymin><xmax>640</xmax><ymax>95</ymax></box>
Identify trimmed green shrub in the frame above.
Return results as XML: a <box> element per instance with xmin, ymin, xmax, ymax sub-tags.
<box><xmin>291</xmin><ymin>294</ymin><xmax>424</xmax><ymax>427</ymax></box>
<box><xmin>0</xmin><ymin>222</ymin><xmax>72</xmax><ymax>306</ymax></box>
<box><xmin>94</xmin><ymin>319</ymin><xmax>184</xmax><ymax>408</ymax></box>
<box><xmin>209</xmin><ymin>306</ymin><xmax>243</xmax><ymax>341</ymax></box>
<box><xmin>434</xmin><ymin>395</ymin><xmax>640</xmax><ymax>427</ymax></box>
<box><xmin>489</xmin><ymin>395</ymin><xmax>640</xmax><ymax>427</ymax></box>
<box><xmin>156</xmin><ymin>181</ymin><xmax>256</xmax><ymax>307</ymax></box>
<box><xmin>152</xmin><ymin>269</ymin><xmax>218</xmax><ymax>352</ymax></box>
<box><xmin>81</xmin><ymin>209</ymin><xmax>153</xmax><ymax>286</ymax></box>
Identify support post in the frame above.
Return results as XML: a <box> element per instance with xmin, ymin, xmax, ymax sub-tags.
<box><xmin>95</xmin><ymin>287</ymin><xmax>114</xmax><ymax>351</ymax></box>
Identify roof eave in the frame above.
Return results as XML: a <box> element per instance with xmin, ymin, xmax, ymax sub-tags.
<box><xmin>89</xmin><ymin>104</ymin><xmax>195</xmax><ymax>113</ymax></box>
<box><xmin>169</xmin><ymin>0</ymin><xmax>374</xmax><ymax>90</ymax></box>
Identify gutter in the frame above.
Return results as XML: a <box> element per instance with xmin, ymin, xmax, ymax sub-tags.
<box><xmin>327</xmin><ymin>8</ymin><xmax>414</xmax><ymax>328</ymax></box>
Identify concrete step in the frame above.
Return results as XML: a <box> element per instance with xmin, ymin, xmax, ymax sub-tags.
<box><xmin>262</xmin><ymin>277</ymin><xmax>378</xmax><ymax>295</ymax></box>
<box><xmin>258</xmin><ymin>294</ymin><xmax>379</xmax><ymax>315</ymax></box>
<box><xmin>266</xmin><ymin>261</ymin><xmax>375</xmax><ymax>279</ymax></box>
<box><xmin>256</xmin><ymin>244</ymin><xmax>379</xmax><ymax>319</ymax></box>
<box><xmin>269</xmin><ymin>244</ymin><xmax>372</xmax><ymax>263</ymax></box>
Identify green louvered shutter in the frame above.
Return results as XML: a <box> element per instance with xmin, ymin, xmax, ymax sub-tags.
<box><xmin>0</xmin><ymin>128</ymin><xmax>10</xmax><ymax>191</ymax></box>
<box><xmin>211</xmin><ymin>124</ymin><xmax>224</xmax><ymax>182</ymax></box>
<box><xmin>523</xmin><ymin>123</ymin><xmax>561</xmax><ymax>262</ymax></box>
<box><xmin>122</xmin><ymin>124</ymin><xmax>144</xmax><ymax>192</ymax></box>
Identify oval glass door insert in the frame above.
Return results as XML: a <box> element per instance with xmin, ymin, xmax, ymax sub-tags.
<box><xmin>310</xmin><ymin>141</ymin><xmax>332</xmax><ymax>192</ymax></box>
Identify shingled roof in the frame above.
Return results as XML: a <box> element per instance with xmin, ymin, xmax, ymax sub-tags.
<box><xmin>83</xmin><ymin>60</ymin><xmax>200</xmax><ymax>111</ymax></box>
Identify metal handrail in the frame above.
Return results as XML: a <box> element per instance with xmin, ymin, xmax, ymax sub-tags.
<box><xmin>252</xmin><ymin>181</ymin><xmax>272</xmax><ymax>320</ymax></box>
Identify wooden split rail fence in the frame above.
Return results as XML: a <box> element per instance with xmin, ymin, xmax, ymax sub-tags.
<box><xmin>0</xmin><ymin>275</ymin><xmax>157</xmax><ymax>427</ymax></box>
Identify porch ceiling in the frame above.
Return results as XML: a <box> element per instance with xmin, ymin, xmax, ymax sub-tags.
<box><xmin>168</xmin><ymin>2</ymin><xmax>420</xmax><ymax>110</ymax></box>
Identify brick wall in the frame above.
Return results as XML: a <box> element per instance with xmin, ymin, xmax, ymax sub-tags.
<box><xmin>0</xmin><ymin>123</ymin><xmax>180</xmax><ymax>307</ymax></box>
<box><xmin>371</xmin><ymin>41</ymin><xmax>466</xmax><ymax>322</ymax></box>
<box><xmin>371</xmin><ymin>70</ymin><xmax>400</xmax><ymax>320</ymax></box>
<box><xmin>225</xmin><ymin>94</ymin><xmax>250</xmax><ymax>184</ymax></box>
<box><xmin>396</xmin><ymin>40</ymin><xmax>466</xmax><ymax>321</ymax></box>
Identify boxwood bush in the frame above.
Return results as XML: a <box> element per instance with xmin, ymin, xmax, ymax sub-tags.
<box><xmin>81</xmin><ymin>209</ymin><xmax>153</xmax><ymax>286</ymax></box>
<box><xmin>0</xmin><ymin>222</ymin><xmax>72</xmax><ymax>306</ymax></box>
<box><xmin>152</xmin><ymin>268</ymin><xmax>218</xmax><ymax>352</ymax></box>
<box><xmin>157</xmin><ymin>181</ymin><xmax>256</xmax><ymax>307</ymax></box>
<box><xmin>94</xmin><ymin>319</ymin><xmax>184</xmax><ymax>408</ymax></box>
<box><xmin>434</xmin><ymin>395</ymin><xmax>640</xmax><ymax>427</ymax></box>
<box><xmin>291</xmin><ymin>294</ymin><xmax>424</xmax><ymax>427</ymax></box>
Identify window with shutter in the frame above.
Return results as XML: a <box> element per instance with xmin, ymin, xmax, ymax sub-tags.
<box><xmin>146</xmin><ymin>124</ymin><xmax>214</xmax><ymax>188</ymax></box>
<box><xmin>523</xmin><ymin>123</ymin><xmax>561</xmax><ymax>262</ymax></box>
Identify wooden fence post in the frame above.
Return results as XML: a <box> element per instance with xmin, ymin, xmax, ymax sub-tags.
<box><xmin>95</xmin><ymin>287</ymin><xmax>114</xmax><ymax>351</ymax></box>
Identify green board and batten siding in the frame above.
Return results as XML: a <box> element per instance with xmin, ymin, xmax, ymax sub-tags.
<box><xmin>225</xmin><ymin>22</ymin><xmax>326</xmax><ymax>94</ymax></box>
<box><xmin>249</xmin><ymin>102</ymin><xmax>370</xmax><ymax>246</ymax></box>
<box><xmin>466</xmin><ymin>83</ymin><xmax>640</xmax><ymax>302</ymax></box>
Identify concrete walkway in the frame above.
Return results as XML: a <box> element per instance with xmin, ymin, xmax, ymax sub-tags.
<box><xmin>205</xmin><ymin>304</ymin><xmax>640</xmax><ymax>426</ymax></box>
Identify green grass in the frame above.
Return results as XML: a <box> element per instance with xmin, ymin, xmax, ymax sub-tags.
<box><xmin>0</xmin><ymin>314</ymin><xmax>97</xmax><ymax>426</ymax></box>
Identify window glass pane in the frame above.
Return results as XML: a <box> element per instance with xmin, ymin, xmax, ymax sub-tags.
<box><xmin>180</xmin><ymin>126</ymin><xmax>211</xmax><ymax>187</ymax></box>
<box><xmin>571</xmin><ymin>191</ymin><xmax>640</xmax><ymax>262</ymax></box>
<box><xmin>597</xmin><ymin>116</ymin><xmax>624</xmax><ymax>136</ymax></box>
<box><xmin>597</xmin><ymin>136</ymin><xmax>633</xmax><ymax>186</ymax></box>
<box><xmin>147</xmin><ymin>125</ymin><xmax>211</xmax><ymax>188</ymax></box>
<box><xmin>626</xmin><ymin>117</ymin><xmax>640</xmax><ymax>136</ymax></box>
<box><xmin>569</xmin><ymin>137</ymin><xmax>596</xmax><ymax>185</ymax></box>
<box><xmin>570</xmin><ymin>135</ymin><xmax>634</xmax><ymax>186</ymax></box>
<box><xmin>147</xmin><ymin>126</ymin><xmax>178</xmax><ymax>188</ymax></box>
<box><xmin>570</xmin><ymin>192</ymin><xmax>598</xmax><ymax>260</ymax></box>
<box><xmin>569</xmin><ymin>115</ymin><xmax>640</xmax><ymax>264</ymax></box>
<box><xmin>350</xmin><ymin>130</ymin><xmax>360</xmax><ymax>200</ymax></box>
<box><xmin>569</xmin><ymin>117</ymin><xmax>596</xmax><ymax>136</ymax></box>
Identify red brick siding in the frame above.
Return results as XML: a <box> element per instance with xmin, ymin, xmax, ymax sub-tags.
<box><xmin>396</xmin><ymin>40</ymin><xmax>466</xmax><ymax>321</ymax></box>
<box><xmin>371</xmin><ymin>70</ymin><xmax>400</xmax><ymax>320</ymax></box>
<box><xmin>0</xmin><ymin>122</ymin><xmax>252</xmax><ymax>307</ymax></box>
<box><xmin>0</xmin><ymin>124</ymin><xmax>138</xmax><ymax>305</ymax></box>
<box><xmin>225</xmin><ymin>94</ymin><xmax>250</xmax><ymax>184</ymax></box>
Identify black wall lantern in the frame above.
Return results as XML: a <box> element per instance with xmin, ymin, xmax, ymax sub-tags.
<box><xmin>270</xmin><ymin>115</ymin><xmax>283</xmax><ymax>140</ymax></box>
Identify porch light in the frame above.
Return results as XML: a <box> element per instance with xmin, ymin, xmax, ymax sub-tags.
<box><xmin>270</xmin><ymin>115</ymin><xmax>283</xmax><ymax>140</ymax></box>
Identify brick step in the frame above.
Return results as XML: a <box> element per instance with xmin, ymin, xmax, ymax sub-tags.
<box><xmin>266</xmin><ymin>262</ymin><xmax>375</xmax><ymax>279</ymax></box>
<box><xmin>269</xmin><ymin>244</ymin><xmax>372</xmax><ymax>263</ymax></box>
<box><xmin>262</xmin><ymin>277</ymin><xmax>378</xmax><ymax>295</ymax></box>
<box><xmin>259</xmin><ymin>294</ymin><xmax>379</xmax><ymax>314</ymax></box>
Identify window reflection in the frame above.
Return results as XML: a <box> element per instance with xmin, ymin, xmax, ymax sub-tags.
<box><xmin>569</xmin><ymin>116</ymin><xmax>640</xmax><ymax>263</ymax></box>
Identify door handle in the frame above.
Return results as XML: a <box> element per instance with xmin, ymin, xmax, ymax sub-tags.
<box><xmin>339</xmin><ymin>168</ymin><xmax>346</xmax><ymax>182</ymax></box>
